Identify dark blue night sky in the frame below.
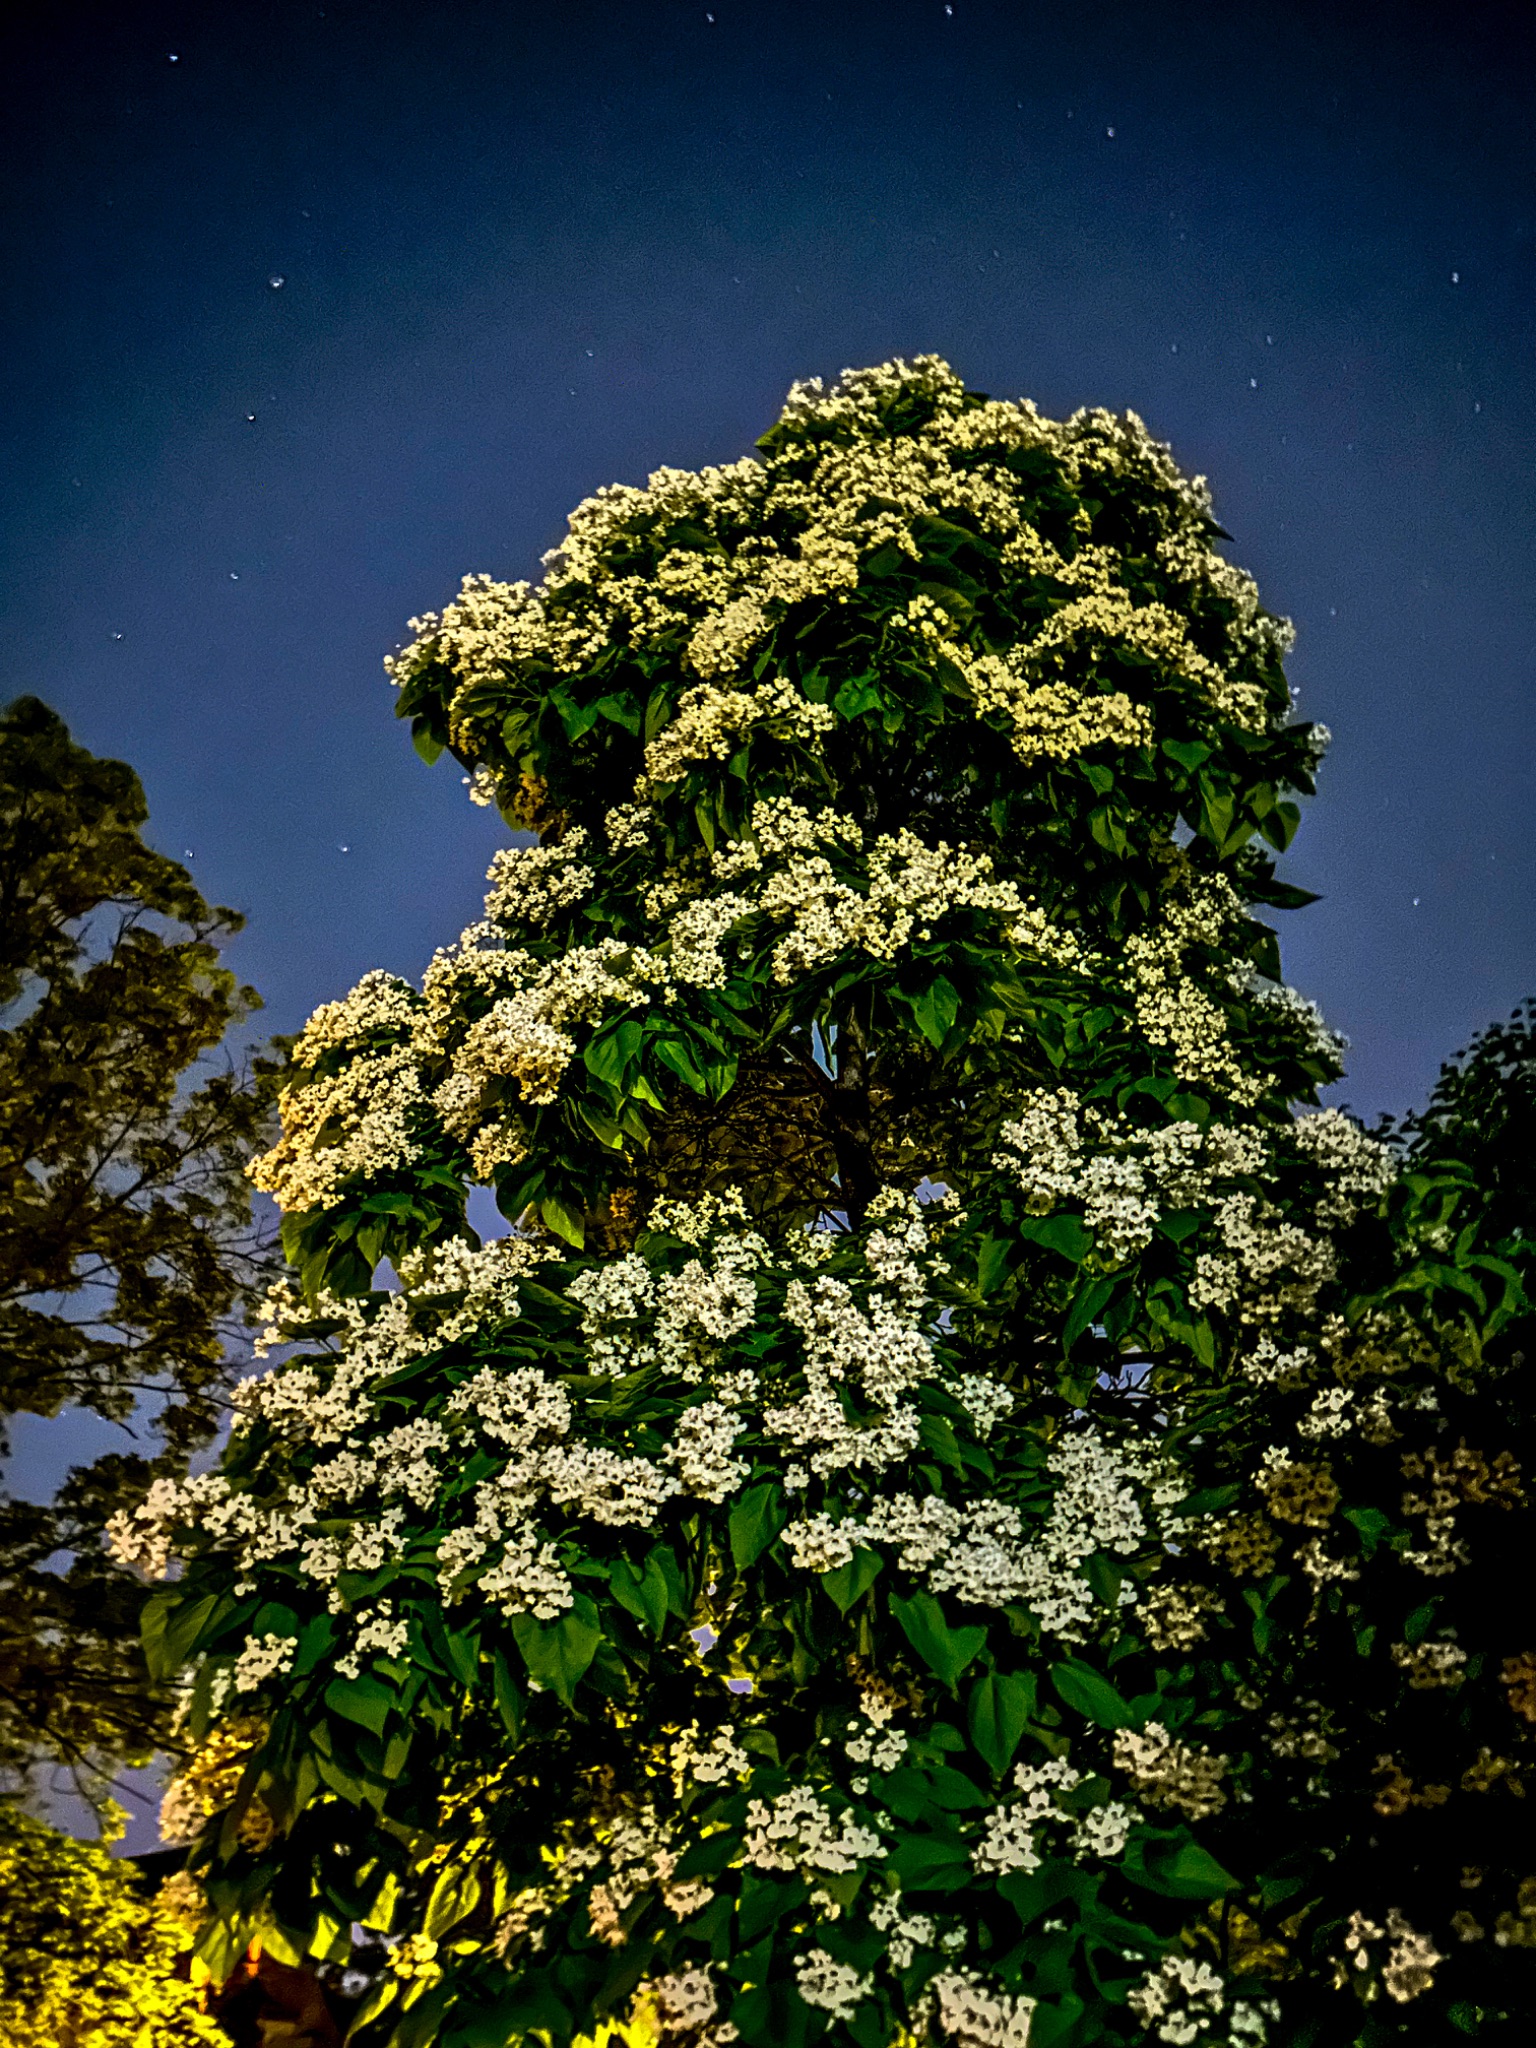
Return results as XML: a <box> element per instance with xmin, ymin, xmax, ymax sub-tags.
<box><xmin>3</xmin><ymin>0</ymin><xmax>1533</xmax><ymax>1847</ymax></box>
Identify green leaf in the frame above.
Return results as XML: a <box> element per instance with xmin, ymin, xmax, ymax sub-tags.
<box><xmin>917</xmin><ymin>1412</ymin><xmax>965</xmax><ymax>1472</ymax></box>
<box><xmin>611</xmin><ymin>1549</ymin><xmax>672</xmax><ymax>1636</ymax></box>
<box><xmin>1063</xmin><ymin>1274</ymin><xmax>1117</xmax><ymax>1347</ymax></box>
<box><xmin>1155</xmin><ymin>1208</ymin><xmax>1204</xmax><ymax>1244</ymax></box>
<box><xmin>1342</xmin><ymin>1505</ymin><xmax>1394</xmax><ymax>1558</ymax></box>
<box><xmin>324</xmin><ymin>1674</ymin><xmax>396</xmax><ymax>1739</ymax></box>
<box><xmin>1050</xmin><ymin>1659</ymin><xmax>1136</xmax><ymax>1728</ymax></box>
<box><xmin>738</xmin><ymin>1872</ymin><xmax>810</xmax><ymax>1944</ymax></box>
<box><xmin>491</xmin><ymin>1650</ymin><xmax>524</xmax><ymax>1740</ymax></box>
<box><xmin>1258</xmin><ymin>799</ymin><xmax>1301</xmax><ymax>852</ymax></box>
<box><xmin>593</xmin><ymin>693</ymin><xmax>642</xmax><ymax>734</ymax></box>
<box><xmin>730</xmin><ymin>1482</ymin><xmax>788</xmax><ymax>1569</ymax></box>
<box><xmin>452</xmin><ymin>1977</ymin><xmax>572</xmax><ymax>2046</ymax></box>
<box><xmin>651</xmin><ymin>1542</ymin><xmax>689</xmax><ymax>1620</ymax></box>
<box><xmin>734</xmin><ymin>1981</ymin><xmax>809</xmax><ymax>2048</ymax></box>
<box><xmin>577</xmin><ymin>1103</ymin><xmax>627</xmax><ymax>1150</ymax></box>
<box><xmin>848</xmin><ymin>2007</ymin><xmax>887</xmax><ymax>2048</ymax></box>
<box><xmin>1027</xmin><ymin>1997</ymin><xmax>1088</xmax><ymax>2048</ymax></box>
<box><xmin>440</xmin><ymin>1622</ymin><xmax>481</xmax><ymax>1691</ymax></box>
<box><xmin>1161</xmin><ymin>738</ymin><xmax>1211</xmax><ymax>771</ymax></box>
<box><xmin>919</xmin><ymin>1764</ymin><xmax>993</xmax><ymax>1811</ymax></box>
<box><xmin>911</xmin><ymin>976</ymin><xmax>961</xmax><ymax>1049</ymax></box>
<box><xmin>834</xmin><ymin>675</ymin><xmax>884</xmax><ymax>719</ymax></box>
<box><xmin>410</xmin><ymin>718</ymin><xmax>445</xmax><ymax>765</ymax></box>
<box><xmin>974</xmin><ymin>1234</ymin><xmax>1013</xmax><ymax>1298</ymax></box>
<box><xmin>652</xmin><ymin>1037</ymin><xmax>710</xmax><ymax>1095</ymax></box>
<box><xmin>885</xmin><ymin>1831</ymin><xmax>973</xmax><ymax>1890</ymax></box>
<box><xmin>1017</xmin><ymin>1212</ymin><xmax>1094</xmax><ymax>1263</ymax></box>
<box><xmin>510</xmin><ymin>1597</ymin><xmax>603</xmax><ymax>1707</ymax></box>
<box><xmin>889</xmin><ymin>1588</ymin><xmax>987</xmax><ymax>1689</ymax></box>
<box><xmin>292</xmin><ymin>1612</ymin><xmax>337</xmax><ymax>1679</ymax></box>
<box><xmin>821</xmin><ymin>1547</ymin><xmax>883</xmax><ymax>1614</ymax></box>
<box><xmin>1126</xmin><ymin>1834</ymin><xmax>1238</xmax><ymax>1900</ymax></box>
<box><xmin>967</xmin><ymin>1670</ymin><xmax>1035</xmax><ymax>1776</ymax></box>
<box><xmin>144</xmin><ymin>1591</ymin><xmax>220</xmax><ymax>1681</ymax></box>
<box><xmin>537</xmin><ymin>1194</ymin><xmax>585</xmax><ymax>1247</ymax></box>
<box><xmin>424</xmin><ymin>1863</ymin><xmax>482</xmax><ymax>1942</ymax></box>
<box><xmin>1083</xmin><ymin>1552</ymin><xmax>1123</xmax><ymax>1611</ymax></box>
<box><xmin>584</xmin><ymin>1017</ymin><xmax>643</xmax><ymax>1086</ymax></box>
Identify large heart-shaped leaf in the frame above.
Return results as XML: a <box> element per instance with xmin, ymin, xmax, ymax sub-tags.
<box><xmin>889</xmin><ymin>1588</ymin><xmax>987</xmax><ymax>1689</ymax></box>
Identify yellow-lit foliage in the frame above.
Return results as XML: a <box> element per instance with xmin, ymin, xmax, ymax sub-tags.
<box><xmin>0</xmin><ymin>1802</ymin><xmax>227</xmax><ymax>2047</ymax></box>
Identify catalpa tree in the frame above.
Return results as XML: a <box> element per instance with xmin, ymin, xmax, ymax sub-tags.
<box><xmin>113</xmin><ymin>359</ymin><xmax>1534</xmax><ymax>2047</ymax></box>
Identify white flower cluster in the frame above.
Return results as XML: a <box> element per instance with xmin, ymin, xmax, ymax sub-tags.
<box><xmin>441</xmin><ymin>929</ymin><xmax>664</xmax><ymax>1112</ymax></box>
<box><xmin>783</xmin><ymin>1425</ymin><xmax>1154</xmax><ymax>1638</ymax></box>
<box><xmin>1017</xmin><ymin>1429</ymin><xmax>1149</xmax><ymax>1638</ymax></box>
<box><xmin>395</xmin><ymin>1234</ymin><xmax>543</xmax><ymax>1343</ymax></box>
<box><xmin>666</xmin><ymin>1399</ymin><xmax>751</xmax><ymax>1503</ymax></box>
<box><xmin>567</xmin><ymin>1226</ymin><xmax>768</xmax><ymax>1382</ymax></box>
<box><xmin>961</xmin><ymin>643</ymin><xmax>1154</xmax><ymax>765</ymax></box>
<box><xmin>970</xmin><ymin>1802</ymin><xmax>1042</xmax><ymax>1877</ymax></box>
<box><xmin>1113</xmin><ymin>1722</ymin><xmax>1229</xmax><ymax>1821</ymax></box>
<box><xmin>928</xmin><ymin>1967</ymin><xmax>1037</xmax><ymax>2048</ymax></box>
<box><xmin>794</xmin><ymin>1950</ymin><xmax>872</xmax><ymax>2022</ymax></box>
<box><xmin>995</xmin><ymin>1090</ymin><xmax>1267</xmax><ymax>1263</ymax></box>
<box><xmin>669</xmin><ymin>1721</ymin><xmax>751</xmax><ymax>1794</ymax></box>
<box><xmin>765</xmin><ymin>1274</ymin><xmax>932</xmax><ymax>1477</ymax></box>
<box><xmin>742</xmin><ymin>1786</ymin><xmax>882</xmax><ymax>1876</ymax></box>
<box><xmin>844</xmin><ymin>1696</ymin><xmax>909</xmax><ymax>1775</ymax></box>
<box><xmin>1123</xmin><ymin>874</ymin><xmax>1266</xmax><ymax>1103</ymax></box>
<box><xmin>585</xmin><ymin>1801</ymin><xmax>712</xmax><ymax>1944</ymax></box>
<box><xmin>232</xmin><ymin>1632</ymin><xmax>295</xmax><ymax>1695</ymax></box>
<box><xmin>754</xmin><ymin>823</ymin><xmax>1082</xmax><ymax>986</ymax></box>
<box><xmin>117</xmin><ymin>1291</ymin><xmax>665</xmax><ymax>1631</ymax></box>
<box><xmin>1240</xmin><ymin>1333</ymin><xmax>1315</xmax><ymax>1389</ymax></box>
<box><xmin>972</xmin><ymin>1755</ymin><xmax>1133</xmax><ymax>1875</ymax></box>
<box><xmin>642</xmin><ymin>800</ymin><xmax>1081</xmax><ymax>999</ymax></box>
<box><xmin>118</xmin><ymin>1186</ymin><xmax>992</xmax><ymax>1694</ymax></box>
<box><xmin>1126</xmin><ymin>1953</ymin><xmax>1231</xmax><ymax>2045</ymax></box>
<box><xmin>868</xmin><ymin>1888</ymin><xmax>935</xmax><ymax>1970</ymax></box>
<box><xmin>1290</xmin><ymin>1108</ymin><xmax>1396</xmax><ymax>1226</ymax></box>
<box><xmin>249</xmin><ymin>971</ymin><xmax>433</xmax><ymax>1214</ymax></box>
<box><xmin>959</xmin><ymin>580</ymin><xmax>1263</xmax><ymax>748</ymax></box>
<box><xmin>641</xmin><ymin>677</ymin><xmax>835</xmax><ymax>790</ymax></box>
<box><xmin>483</xmin><ymin>829</ymin><xmax>596</xmax><ymax>931</ymax></box>
<box><xmin>249</xmin><ymin>878</ymin><xmax>676</xmax><ymax>1209</ymax></box>
<box><xmin>1190</xmin><ymin>1192</ymin><xmax>1335</xmax><ymax>1325</ymax></box>
<box><xmin>335</xmin><ymin>1600</ymin><xmax>410</xmax><ymax>1680</ymax></box>
<box><xmin>1234</xmin><ymin>969</ymin><xmax>1348</xmax><ymax>1071</ymax></box>
<box><xmin>953</xmin><ymin>1374</ymin><xmax>1015</xmax><ymax>1439</ymax></box>
<box><xmin>1389</xmin><ymin>1638</ymin><xmax>1468</xmax><ymax>1690</ymax></box>
<box><xmin>639</xmin><ymin>1967</ymin><xmax>733</xmax><ymax>2043</ymax></box>
<box><xmin>631</xmin><ymin>1959</ymin><xmax>739</xmax><ymax>2046</ymax></box>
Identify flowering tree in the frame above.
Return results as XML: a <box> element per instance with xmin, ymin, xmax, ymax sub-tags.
<box><xmin>114</xmin><ymin>360</ymin><xmax>1533</xmax><ymax>2046</ymax></box>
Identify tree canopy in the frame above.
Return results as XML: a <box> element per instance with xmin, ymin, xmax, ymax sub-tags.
<box><xmin>116</xmin><ymin>359</ymin><xmax>1534</xmax><ymax>2047</ymax></box>
<box><xmin>0</xmin><ymin>1798</ymin><xmax>226</xmax><ymax>2047</ymax></box>
<box><xmin>0</xmin><ymin>694</ymin><xmax>276</xmax><ymax>1790</ymax></box>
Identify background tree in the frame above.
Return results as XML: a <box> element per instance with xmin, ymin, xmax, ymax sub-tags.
<box><xmin>0</xmin><ymin>694</ymin><xmax>277</xmax><ymax>1796</ymax></box>
<box><xmin>1394</xmin><ymin>998</ymin><xmax>1536</xmax><ymax>1245</ymax></box>
<box><xmin>0</xmin><ymin>1798</ymin><xmax>227</xmax><ymax>2046</ymax></box>
<box><xmin>120</xmin><ymin>361</ymin><xmax>1532</xmax><ymax>2047</ymax></box>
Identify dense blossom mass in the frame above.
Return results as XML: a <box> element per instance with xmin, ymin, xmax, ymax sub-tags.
<box><xmin>124</xmin><ymin>359</ymin><xmax>1533</xmax><ymax>2048</ymax></box>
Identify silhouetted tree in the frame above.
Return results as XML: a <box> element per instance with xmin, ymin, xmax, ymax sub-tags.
<box><xmin>0</xmin><ymin>695</ymin><xmax>277</xmax><ymax>1795</ymax></box>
